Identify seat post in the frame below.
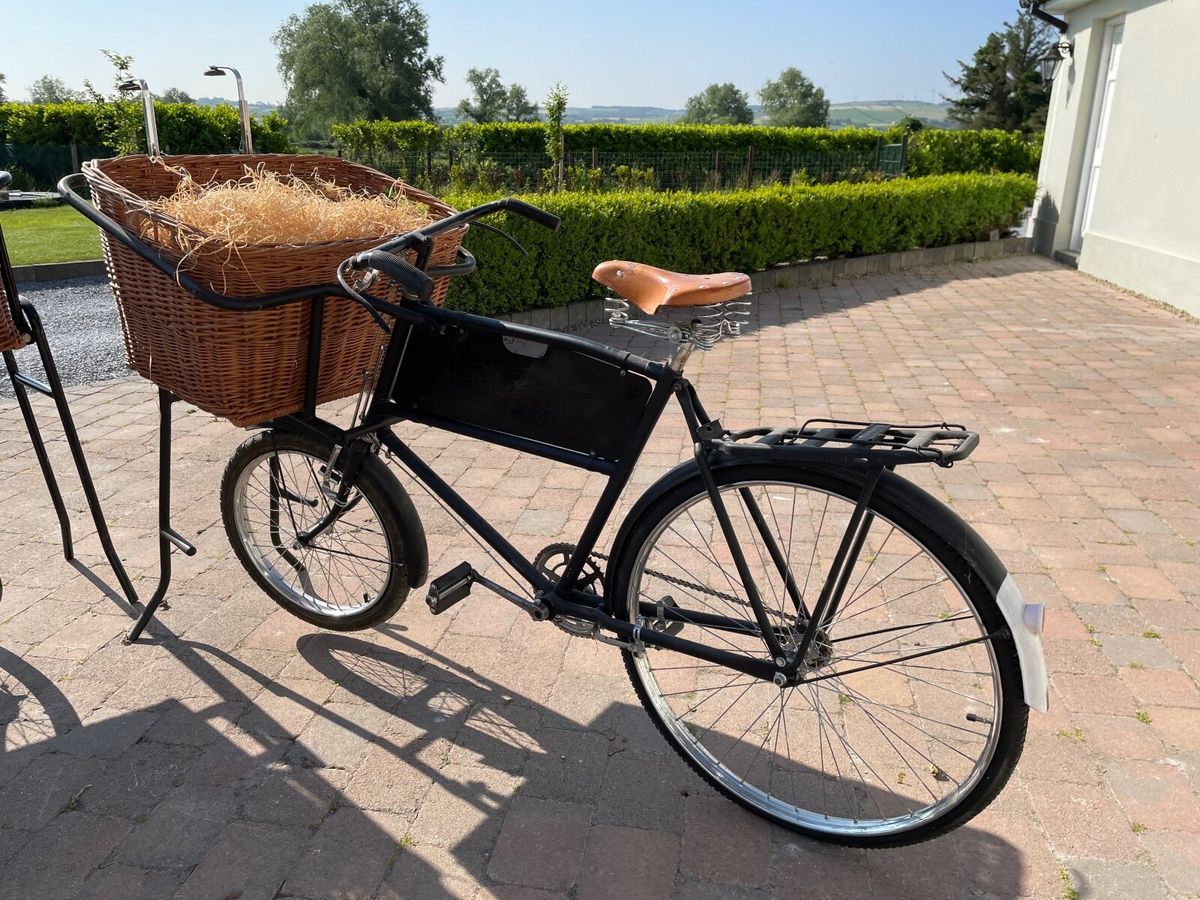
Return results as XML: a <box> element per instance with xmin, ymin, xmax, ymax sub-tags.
<box><xmin>668</xmin><ymin>342</ymin><xmax>694</xmax><ymax>373</ymax></box>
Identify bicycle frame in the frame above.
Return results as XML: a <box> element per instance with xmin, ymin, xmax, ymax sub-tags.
<box><xmin>262</xmin><ymin>300</ymin><xmax>805</xmax><ymax>683</ymax></box>
<box><xmin>60</xmin><ymin>171</ymin><xmax>990</xmax><ymax>683</ymax></box>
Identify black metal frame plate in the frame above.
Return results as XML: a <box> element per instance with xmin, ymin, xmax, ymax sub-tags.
<box><xmin>384</xmin><ymin>323</ymin><xmax>654</xmax><ymax>461</ymax></box>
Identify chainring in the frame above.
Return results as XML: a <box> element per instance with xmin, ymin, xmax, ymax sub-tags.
<box><xmin>534</xmin><ymin>542</ymin><xmax>604</xmax><ymax>596</ymax></box>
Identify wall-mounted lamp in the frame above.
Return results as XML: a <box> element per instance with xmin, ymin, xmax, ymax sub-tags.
<box><xmin>1039</xmin><ymin>39</ymin><xmax>1074</xmax><ymax>84</ymax></box>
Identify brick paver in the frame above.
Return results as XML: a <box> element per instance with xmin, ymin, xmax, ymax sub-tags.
<box><xmin>1</xmin><ymin>255</ymin><xmax>1199</xmax><ymax>898</ymax></box>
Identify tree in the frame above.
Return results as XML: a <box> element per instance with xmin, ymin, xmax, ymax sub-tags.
<box><xmin>504</xmin><ymin>85</ymin><xmax>538</xmax><ymax>122</ymax></box>
<box><xmin>896</xmin><ymin>115</ymin><xmax>925</xmax><ymax>133</ymax></box>
<box><xmin>758</xmin><ymin>67</ymin><xmax>829</xmax><ymax>127</ymax></box>
<box><xmin>28</xmin><ymin>75</ymin><xmax>82</xmax><ymax>104</ymax></box>
<box><xmin>82</xmin><ymin>50</ymin><xmax>136</xmax><ymax>103</ymax></box>
<box><xmin>457</xmin><ymin>68</ymin><xmax>506</xmax><ymax>123</ymax></box>
<box><xmin>457</xmin><ymin>68</ymin><xmax>539</xmax><ymax>123</ymax></box>
<box><xmin>945</xmin><ymin>13</ymin><xmax>1053</xmax><ymax>132</ymax></box>
<box><xmin>545</xmin><ymin>82</ymin><xmax>568</xmax><ymax>190</ymax></box>
<box><xmin>0</xmin><ymin>73</ymin><xmax>6</xmax><ymax>103</ymax></box>
<box><xmin>274</xmin><ymin>0</ymin><xmax>444</xmax><ymax>135</ymax></box>
<box><xmin>680</xmin><ymin>83</ymin><xmax>753</xmax><ymax>125</ymax></box>
<box><xmin>159</xmin><ymin>87</ymin><xmax>195</xmax><ymax>104</ymax></box>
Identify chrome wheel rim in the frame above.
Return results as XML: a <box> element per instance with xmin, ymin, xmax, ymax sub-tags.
<box><xmin>232</xmin><ymin>447</ymin><xmax>394</xmax><ymax>620</ymax></box>
<box><xmin>627</xmin><ymin>479</ymin><xmax>1004</xmax><ymax>838</ymax></box>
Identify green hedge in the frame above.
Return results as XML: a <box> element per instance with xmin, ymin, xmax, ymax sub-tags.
<box><xmin>333</xmin><ymin>121</ymin><xmax>893</xmax><ymax>157</ymax></box>
<box><xmin>333</xmin><ymin>120</ymin><xmax>1043</xmax><ymax>177</ymax></box>
<box><xmin>0</xmin><ymin>101</ymin><xmax>292</xmax><ymax>154</ymax></box>
<box><xmin>906</xmin><ymin>129</ymin><xmax>1041</xmax><ymax>177</ymax></box>
<box><xmin>0</xmin><ymin>101</ymin><xmax>293</xmax><ymax>189</ymax></box>
<box><xmin>439</xmin><ymin>173</ymin><xmax>1036</xmax><ymax>315</ymax></box>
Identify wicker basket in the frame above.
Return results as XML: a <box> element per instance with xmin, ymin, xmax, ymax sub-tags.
<box><xmin>83</xmin><ymin>153</ymin><xmax>465</xmax><ymax>427</ymax></box>
<box><xmin>0</xmin><ymin>283</ymin><xmax>31</xmax><ymax>353</ymax></box>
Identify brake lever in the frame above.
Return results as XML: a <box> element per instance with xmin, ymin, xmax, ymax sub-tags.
<box><xmin>471</xmin><ymin>220</ymin><xmax>528</xmax><ymax>256</ymax></box>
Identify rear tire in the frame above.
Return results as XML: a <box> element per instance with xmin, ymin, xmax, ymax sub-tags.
<box><xmin>221</xmin><ymin>430</ymin><xmax>421</xmax><ymax>630</ymax></box>
<box><xmin>610</xmin><ymin>462</ymin><xmax>1027</xmax><ymax>847</ymax></box>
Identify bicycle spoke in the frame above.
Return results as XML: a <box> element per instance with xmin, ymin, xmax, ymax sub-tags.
<box><xmin>626</xmin><ymin>476</ymin><xmax>1011</xmax><ymax>841</ymax></box>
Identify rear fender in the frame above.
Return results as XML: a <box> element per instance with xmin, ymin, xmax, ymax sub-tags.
<box><xmin>605</xmin><ymin>458</ymin><xmax>1048</xmax><ymax>712</ymax></box>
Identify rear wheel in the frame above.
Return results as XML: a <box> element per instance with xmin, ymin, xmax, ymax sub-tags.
<box><xmin>221</xmin><ymin>430</ymin><xmax>419</xmax><ymax>630</ymax></box>
<box><xmin>611</xmin><ymin>463</ymin><xmax>1027</xmax><ymax>847</ymax></box>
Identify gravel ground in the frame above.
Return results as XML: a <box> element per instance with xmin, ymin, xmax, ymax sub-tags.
<box><xmin>0</xmin><ymin>277</ymin><xmax>128</xmax><ymax>395</ymax></box>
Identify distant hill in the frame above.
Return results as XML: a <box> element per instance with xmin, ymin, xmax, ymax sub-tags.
<box><xmin>195</xmin><ymin>96</ymin><xmax>281</xmax><ymax>116</ymax></box>
<box><xmin>434</xmin><ymin>105</ymin><xmax>681</xmax><ymax>125</ymax></box>
<box><xmin>827</xmin><ymin>100</ymin><xmax>955</xmax><ymax>130</ymax></box>
<box><xmin>436</xmin><ymin>100</ymin><xmax>955</xmax><ymax>129</ymax></box>
<box><xmin>183</xmin><ymin>98</ymin><xmax>953</xmax><ymax>129</ymax></box>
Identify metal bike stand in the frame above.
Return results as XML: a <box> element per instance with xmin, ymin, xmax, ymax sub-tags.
<box><xmin>0</xmin><ymin>207</ymin><xmax>139</xmax><ymax>606</ymax></box>
<box><xmin>125</xmin><ymin>388</ymin><xmax>197</xmax><ymax>643</ymax></box>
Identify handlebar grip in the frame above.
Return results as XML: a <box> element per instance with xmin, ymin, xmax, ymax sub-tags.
<box><xmin>353</xmin><ymin>250</ymin><xmax>435</xmax><ymax>302</ymax></box>
<box><xmin>502</xmin><ymin>198</ymin><xmax>561</xmax><ymax>231</ymax></box>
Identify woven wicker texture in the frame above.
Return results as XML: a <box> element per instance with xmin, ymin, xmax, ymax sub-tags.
<box><xmin>0</xmin><ymin>283</ymin><xmax>30</xmax><ymax>353</ymax></box>
<box><xmin>84</xmin><ymin>154</ymin><xmax>464</xmax><ymax>426</ymax></box>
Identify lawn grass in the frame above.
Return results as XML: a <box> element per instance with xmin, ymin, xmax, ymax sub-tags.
<box><xmin>0</xmin><ymin>205</ymin><xmax>102</xmax><ymax>266</ymax></box>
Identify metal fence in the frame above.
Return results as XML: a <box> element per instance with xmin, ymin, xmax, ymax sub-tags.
<box><xmin>347</xmin><ymin>141</ymin><xmax>909</xmax><ymax>194</ymax></box>
<box><xmin>2</xmin><ymin>138</ymin><xmax>909</xmax><ymax>195</ymax></box>
<box><xmin>0</xmin><ymin>144</ymin><xmax>111</xmax><ymax>192</ymax></box>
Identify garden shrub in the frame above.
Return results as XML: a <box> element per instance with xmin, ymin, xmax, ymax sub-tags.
<box><xmin>0</xmin><ymin>102</ymin><xmax>292</xmax><ymax>187</ymax></box>
<box><xmin>907</xmin><ymin>129</ymin><xmax>1042</xmax><ymax>176</ymax></box>
<box><xmin>440</xmin><ymin>173</ymin><xmax>1036</xmax><ymax>315</ymax></box>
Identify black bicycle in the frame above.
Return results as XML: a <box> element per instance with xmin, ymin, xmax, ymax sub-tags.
<box><xmin>61</xmin><ymin>182</ymin><xmax>1048</xmax><ymax>847</ymax></box>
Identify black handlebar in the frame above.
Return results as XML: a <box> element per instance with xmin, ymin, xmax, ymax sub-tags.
<box><xmin>501</xmin><ymin>198</ymin><xmax>561</xmax><ymax>231</ymax></box>
<box><xmin>350</xmin><ymin>250</ymin><xmax>435</xmax><ymax>302</ymax></box>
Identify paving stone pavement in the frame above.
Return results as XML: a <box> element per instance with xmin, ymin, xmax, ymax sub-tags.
<box><xmin>0</xmin><ymin>255</ymin><xmax>1198</xmax><ymax>899</ymax></box>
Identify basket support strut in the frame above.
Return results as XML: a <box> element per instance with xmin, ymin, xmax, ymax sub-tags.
<box><xmin>125</xmin><ymin>388</ymin><xmax>197</xmax><ymax>643</ymax></box>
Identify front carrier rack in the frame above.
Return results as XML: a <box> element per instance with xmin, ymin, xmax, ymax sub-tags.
<box><xmin>719</xmin><ymin>418</ymin><xmax>980</xmax><ymax>468</ymax></box>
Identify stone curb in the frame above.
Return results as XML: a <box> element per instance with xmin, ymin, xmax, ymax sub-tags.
<box><xmin>497</xmin><ymin>236</ymin><xmax>1034</xmax><ymax>328</ymax></box>
<box><xmin>12</xmin><ymin>259</ymin><xmax>107</xmax><ymax>283</ymax></box>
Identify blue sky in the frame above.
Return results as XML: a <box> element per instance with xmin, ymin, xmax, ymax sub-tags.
<box><xmin>0</xmin><ymin>0</ymin><xmax>1022</xmax><ymax>107</ymax></box>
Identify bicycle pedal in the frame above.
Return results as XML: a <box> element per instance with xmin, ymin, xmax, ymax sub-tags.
<box><xmin>425</xmin><ymin>562</ymin><xmax>474</xmax><ymax>615</ymax></box>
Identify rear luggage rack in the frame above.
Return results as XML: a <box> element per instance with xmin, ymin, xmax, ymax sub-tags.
<box><xmin>722</xmin><ymin>418</ymin><xmax>980</xmax><ymax>468</ymax></box>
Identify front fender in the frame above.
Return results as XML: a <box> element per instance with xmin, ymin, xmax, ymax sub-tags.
<box><xmin>605</xmin><ymin>458</ymin><xmax>1048</xmax><ymax>712</ymax></box>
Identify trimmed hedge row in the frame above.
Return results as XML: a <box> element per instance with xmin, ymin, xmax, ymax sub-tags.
<box><xmin>333</xmin><ymin>121</ymin><xmax>896</xmax><ymax>157</ymax></box>
<box><xmin>0</xmin><ymin>102</ymin><xmax>292</xmax><ymax>154</ymax></box>
<box><xmin>906</xmin><ymin>129</ymin><xmax>1041</xmax><ymax>177</ymax></box>
<box><xmin>439</xmin><ymin>173</ymin><xmax>1036</xmax><ymax>315</ymax></box>
<box><xmin>333</xmin><ymin>120</ymin><xmax>1043</xmax><ymax>176</ymax></box>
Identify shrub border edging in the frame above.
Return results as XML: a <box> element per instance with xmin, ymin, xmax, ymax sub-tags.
<box><xmin>12</xmin><ymin>259</ymin><xmax>107</xmax><ymax>283</ymax></box>
<box><xmin>10</xmin><ymin>235</ymin><xmax>1031</xmax><ymax>318</ymax></box>
<box><xmin>497</xmin><ymin>236</ymin><xmax>1033</xmax><ymax>330</ymax></box>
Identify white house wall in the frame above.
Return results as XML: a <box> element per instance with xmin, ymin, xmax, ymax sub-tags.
<box><xmin>1036</xmin><ymin>0</ymin><xmax>1200</xmax><ymax>316</ymax></box>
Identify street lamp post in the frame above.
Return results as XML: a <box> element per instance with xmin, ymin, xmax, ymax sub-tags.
<box><xmin>204</xmin><ymin>66</ymin><xmax>253</xmax><ymax>154</ymax></box>
<box><xmin>117</xmin><ymin>79</ymin><xmax>160</xmax><ymax>158</ymax></box>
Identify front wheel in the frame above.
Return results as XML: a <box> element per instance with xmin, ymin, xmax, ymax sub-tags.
<box><xmin>610</xmin><ymin>462</ymin><xmax>1027</xmax><ymax>847</ymax></box>
<box><xmin>220</xmin><ymin>430</ymin><xmax>424</xmax><ymax>630</ymax></box>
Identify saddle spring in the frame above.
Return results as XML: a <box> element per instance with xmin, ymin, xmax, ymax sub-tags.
<box><xmin>604</xmin><ymin>297</ymin><xmax>751</xmax><ymax>350</ymax></box>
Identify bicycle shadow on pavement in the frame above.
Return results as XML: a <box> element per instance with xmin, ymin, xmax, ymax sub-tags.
<box><xmin>293</xmin><ymin>627</ymin><xmax>1038</xmax><ymax>899</ymax></box>
<box><xmin>1</xmin><ymin>617</ymin><xmax>1043</xmax><ymax>899</ymax></box>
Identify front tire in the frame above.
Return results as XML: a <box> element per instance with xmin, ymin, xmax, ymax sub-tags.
<box><xmin>221</xmin><ymin>430</ymin><xmax>422</xmax><ymax>630</ymax></box>
<box><xmin>610</xmin><ymin>462</ymin><xmax>1027</xmax><ymax>847</ymax></box>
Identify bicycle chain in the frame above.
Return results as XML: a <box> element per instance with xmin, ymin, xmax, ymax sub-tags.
<box><xmin>586</xmin><ymin>549</ymin><xmax>748</xmax><ymax>608</ymax></box>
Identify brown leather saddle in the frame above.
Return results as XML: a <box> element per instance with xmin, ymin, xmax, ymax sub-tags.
<box><xmin>592</xmin><ymin>260</ymin><xmax>750</xmax><ymax>316</ymax></box>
